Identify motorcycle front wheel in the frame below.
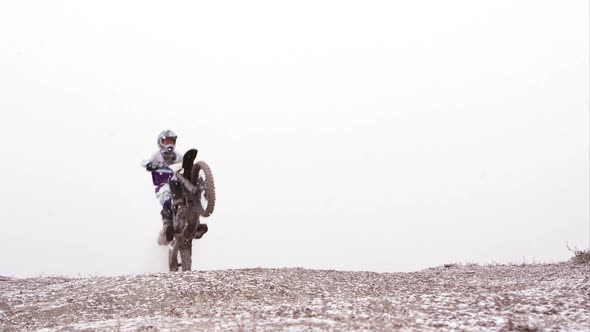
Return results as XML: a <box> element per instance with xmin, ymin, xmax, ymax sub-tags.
<box><xmin>191</xmin><ymin>161</ymin><xmax>216</xmax><ymax>217</ymax></box>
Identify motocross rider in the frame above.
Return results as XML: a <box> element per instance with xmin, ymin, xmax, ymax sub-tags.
<box><xmin>142</xmin><ymin>130</ymin><xmax>184</xmax><ymax>245</ymax></box>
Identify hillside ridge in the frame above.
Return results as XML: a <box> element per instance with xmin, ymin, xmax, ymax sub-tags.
<box><xmin>1</xmin><ymin>262</ymin><xmax>588</xmax><ymax>331</ymax></box>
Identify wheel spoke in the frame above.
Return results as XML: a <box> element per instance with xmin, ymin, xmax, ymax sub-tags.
<box><xmin>198</xmin><ymin>174</ymin><xmax>209</xmax><ymax>211</ymax></box>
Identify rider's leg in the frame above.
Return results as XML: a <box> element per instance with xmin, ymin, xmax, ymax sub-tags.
<box><xmin>161</xmin><ymin>204</ymin><xmax>174</xmax><ymax>238</ymax></box>
<box><xmin>157</xmin><ymin>205</ymin><xmax>174</xmax><ymax>245</ymax></box>
<box><xmin>156</xmin><ymin>185</ymin><xmax>174</xmax><ymax>245</ymax></box>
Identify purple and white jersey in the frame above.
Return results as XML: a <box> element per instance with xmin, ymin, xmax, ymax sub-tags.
<box><xmin>142</xmin><ymin>151</ymin><xmax>184</xmax><ymax>191</ymax></box>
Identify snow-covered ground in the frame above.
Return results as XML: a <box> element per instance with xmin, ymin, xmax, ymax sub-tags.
<box><xmin>1</xmin><ymin>262</ymin><xmax>588</xmax><ymax>331</ymax></box>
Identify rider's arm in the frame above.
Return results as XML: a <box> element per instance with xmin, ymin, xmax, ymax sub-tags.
<box><xmin>141</xmin><ymin>152</ymin><xmax>162</xmax><ymax>171</ymax></box>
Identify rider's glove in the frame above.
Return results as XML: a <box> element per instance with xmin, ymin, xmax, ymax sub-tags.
<box><xmin>146</xmin><ymin>162</ymin><xmax>160</xmax><ymax>172</ymax></box>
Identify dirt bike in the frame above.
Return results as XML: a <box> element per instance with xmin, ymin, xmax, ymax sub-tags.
<box><xmin>166</xmin><ymin>149</ymin><xmax>216</xmax><ymax>271</ymax></box>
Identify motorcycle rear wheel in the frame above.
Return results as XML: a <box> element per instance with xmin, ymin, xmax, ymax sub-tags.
<box><xmin>168</xmin><ymin>239</ymin><xmax>179</xmax><ymax>271</ymax></box>
<box><xmin>168</xmin><ymin>239</ymin><xmax>192</xmax><ymax>271</ymax></box>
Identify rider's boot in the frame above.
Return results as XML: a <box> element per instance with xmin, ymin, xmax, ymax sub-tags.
<box><xmin>195</xmin><ymin>223</ymin><xmax>208</xmax><ymax>239</ymax></box>
<box><xmin>157</xmin><ymin>208</ymin><xmax>175</xmax><ymax>246</ymax></box>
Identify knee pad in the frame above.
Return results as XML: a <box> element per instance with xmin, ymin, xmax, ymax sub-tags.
<box><xmin>161</xmin><ymin>208</ymin><xmax>173</xmax><ymax>220</ymax></box>
<box><xmin>159</xmin><ymin>191</ymin><xmax>172</xmax><ymax>206</ymax></box>
<box><xmin>163</xmin><ymin>199</ymin><xmax>172</xmax><ymax>211</ymax></box>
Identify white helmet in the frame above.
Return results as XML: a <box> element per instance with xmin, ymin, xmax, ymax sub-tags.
<box><xmin>157</xmin><ymin>129</ymin><xmax>178</xmax><ymax>158</ymax></box>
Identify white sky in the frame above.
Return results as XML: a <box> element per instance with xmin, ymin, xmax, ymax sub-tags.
<box><xmin>0</xmin><ymin>0</ymin><xmax>588</xmax><ymax>277</ymax></box>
